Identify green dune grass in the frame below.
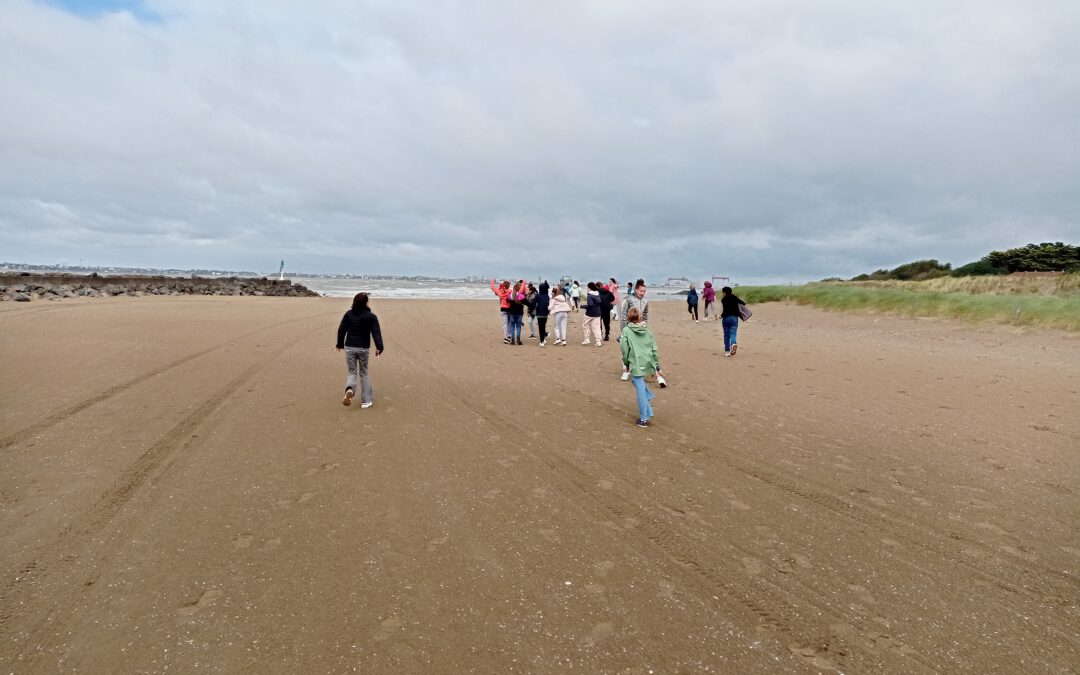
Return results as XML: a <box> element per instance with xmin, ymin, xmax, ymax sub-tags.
<box><xmin>739</xmin><ymin>281</ymin><xmax>1080</xmax><ymax>331</ymax></box>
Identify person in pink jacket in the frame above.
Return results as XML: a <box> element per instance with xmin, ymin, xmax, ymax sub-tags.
<box><xmin>490</xmin><ymin>278</ymin><xmax>513</xmax><ymax>342</ymax></box>
<box><xmin>607</xmin><ymin>278</ymin><xmax>621</xmax><ymax>321</ymax></box>
<box><xmin>702</xmin><ymin>281</ymin><xmax>718</xmax><ymax>320</ymax></box>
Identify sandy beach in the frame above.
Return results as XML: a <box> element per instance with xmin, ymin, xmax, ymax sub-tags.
<box><xmin>1</xmin><ymin>296</ymin><xmax>1077</xmax><ymax>673</ymax></box>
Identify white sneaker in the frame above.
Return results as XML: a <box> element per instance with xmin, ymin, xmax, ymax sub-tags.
<box><xmin>620</xmin><ymin>371</ymin><xmax>629</xmax><ymax>381</ymax></box>
<box><xmin>361</xmin><ymin>401</ymin><xmax>374</xmax><ymax>409</ymax></box>
<box><xmin>595</xmin><ymin>342</ymin><xmax>602</xmax><ymax>347</ymax></box>
<box><xmin>724</xmin><ymin>352</ymin><xmax>731</xmax><ymax>357</ymax></box>
<box><xmin>657</xmin><ymin>374</ymin><xmax>667</xmax><ymax>388</ymax></box>
<box><xmin>539</xmin><ymin>341</ymin><xmax>546</xmax><ymax>347</ymax></box>
<box><xmin>582</xmin><ymin>340</ymin><xmax>590</xmax><ymax>345</ymax></box>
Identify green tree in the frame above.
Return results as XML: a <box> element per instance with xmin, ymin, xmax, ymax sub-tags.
<box><xmin>985</xmin><ymin>242</ymin><xmax>1080</xmax><ymax>272</ymax></box>
<box><xmin>952</xmin><ymin>259</ymin><xmax>1007</xmax><ymax>277</ymax></box>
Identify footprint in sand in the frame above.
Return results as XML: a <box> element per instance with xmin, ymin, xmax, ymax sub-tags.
<box><xmin>742</xmin><ymin>557</ymin><xmax>762</xmax><ymax>575</ymax></box>
<box><xmin>584</xmin><ymin>583</ymin><xmax>605</xmax><ymax>595</ymax></box>
<box><xmin>258</xmin><ymin>538</ymin><xmax>282</xmax><ymax>552</ymax></box>
<box><xmin>532</xmin><ymin>487</ymin><xmax>548</xmax><ymax>498</ymax></box>
<box><xmin>658</xmin><ymin>580</ymin><xmax>677</xmax><ymax>600</ymax></box>
<box><xmin>848</xmin><ymin>584</ymin><xmax>877</xmax><ymax>604</ymax></box>
<box><xmin>597</xmin><ymin>479</ymin><xmax>614</xmax><ymax>490</ymax></box>
<box><xmin>303</xmin><ymin>462</ymin><xmax>340</xmax><ymax>476</ymax></box>
<box><xmin>234</xmin><ymin>533</ymin><xmax>254</xmax><ymax>549</ymax></box>
<box><xmin>788</xmin><ymin>642</ymin><xmax>837</xmax><ymax>670</ymax></box>
<box><xmin>593</xmin><ymin>560</ymin><xmax>615</xmax><ymax>577</ymax></box>
<box><xmin>276</xmin><ymin>492</ymin><xmax>316</xmax><ymax>508</ymax></box>
<box><xmin>1000</xmin><ymin>545</ymin><xmax>1038</xmax><ymax>560</ymax></box>
<box><xmin>791</xmin><ymin>553</ymin><xmax>812</xmax><ymax>569</ymax></box>
<box><xmin>176</xmin><ymin>589</ymin><xmax>223</xmax><ymax>616</ymax></box>
<box><xmin>975</xmin><ymin>521</ymin><xmax>1009</xmax><ymax>536</ymax></box>
<box><xmin>372</xmin><ymin>616</ymin><xmax>403</xmax><ymax>642</ymax></box>
<box><xmin>482</xmin><ymin>488</ymin><xmax>501</xmax><ymax>499</ymax></box>
<box><xmin>590</xmin><ymin>622</ymin><xmax>615</xmax><ymax>641</ymax></box>
<box><xmin>728</xmin><ymin>499</ymin><xmax>751</xmax><ymax>511</ymax></box>
<box><xmin>427</xmin><ymin>535</ymin><xmax>449</xmax><ymax>552</ymax></box>
<box><xmin>539</xmin><ymin>529</ymin><xmax>559</xmax><ymax>543</ymax></box>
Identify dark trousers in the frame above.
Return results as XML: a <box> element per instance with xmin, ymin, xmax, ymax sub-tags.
<box><xmin>537</xmin><ymin>316</ymin><xmax>548</xmax><ymax>343</ymax></box>
<box><xmin>688</xmin><ymin>302</ymin><xmax>699</xmax><ymax>320</ymax></box>
<box><xmin>601</xmin><ymin>310</ymin><xmax>611</xmax><ymax>340</ymax></box>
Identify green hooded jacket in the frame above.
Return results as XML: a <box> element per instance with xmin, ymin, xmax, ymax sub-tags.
<box><xmin>620</xmin><ymin>323</ymin><xmax>659</xmax><ymax>376</ymax></box>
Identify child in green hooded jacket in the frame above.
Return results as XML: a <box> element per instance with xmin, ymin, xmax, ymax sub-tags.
<box><xmin>619</xmin><ymin>306</ymin><xmax>659</xmax><ymax>427</ymax></box>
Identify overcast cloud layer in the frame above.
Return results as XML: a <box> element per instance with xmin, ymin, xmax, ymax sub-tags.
<box><xmin>2</xmin><ymin>0</ymin><xmax>1078</xmax><ymax>282</ymax></box>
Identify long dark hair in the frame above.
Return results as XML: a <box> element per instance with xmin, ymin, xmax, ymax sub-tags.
<box><xmin>352</xmin><ymin>292</ymin><xmax>369</xmax><ymax>311</ymax></box>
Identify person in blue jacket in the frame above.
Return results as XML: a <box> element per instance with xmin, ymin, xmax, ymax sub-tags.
<box><xmin>687</xmin><ymin>284</ymin><xmax>699</xmax><ymax>322</ymax></box>
<box><xmin>535</xmin><ymin>281</ymin><xmax>551</xmax><ymax>346</ymax></box>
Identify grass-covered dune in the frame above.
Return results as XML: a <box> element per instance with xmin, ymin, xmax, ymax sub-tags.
<box><xmin>740</xmin><ymin>275</ymin><xmax>1080</xmax><ymax>331</ymax></box>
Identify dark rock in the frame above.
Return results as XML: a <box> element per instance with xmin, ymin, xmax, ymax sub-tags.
<box><xmin>13</xmin><ymin>292</ymin><xmax>30</xmax><ymax>302</ymax></box>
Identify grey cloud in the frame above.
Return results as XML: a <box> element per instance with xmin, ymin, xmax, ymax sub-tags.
<box><xmin>1</xmin><ymin>0</ymin><xmax>1078</xmax><ymax>281</ymax></box>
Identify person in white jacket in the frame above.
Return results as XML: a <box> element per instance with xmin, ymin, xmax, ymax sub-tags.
<box><xmin>549</xmin><ymin>285</ymin><xmax>572</xmax><ymax>345</ymax></box>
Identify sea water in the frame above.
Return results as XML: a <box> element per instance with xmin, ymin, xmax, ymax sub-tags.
<box><xmin>295</xmin><ymin>277</ymin><xmax>686</xmax><ymax>300</ymax></box>
<box><xmin>293</xmin><ymin>277</ymin><xmax>491</xmax><ymax>299</ymax></box>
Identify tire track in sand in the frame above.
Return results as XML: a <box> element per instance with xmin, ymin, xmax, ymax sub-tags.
<box><xmin>0</xmin><ymin>330</ymin><xmax>310</xmax><ymax>667</ymax></box>
<box><xmin>391</xmin><ymin>337</ymin><xmax>920</xmax><ymax>674</ymax></box>
<box><xmin>0</xmin><ymin>310</ymin><xmax>331</xmax><ymax>452</ymax></box>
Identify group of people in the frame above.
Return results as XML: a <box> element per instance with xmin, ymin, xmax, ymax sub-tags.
<box><xmin>685</xmin><ymin>281</ymin><xmax>746</xmax><ymax>356</ymax></box>
<box><xmin>333</xmin><ymin>278</ymin><xmax>746</xmax><ymax>429</ymax></box>
<box><xmin>489</xmin><ymin>278</ymin><xmax>628</xmax><ymax>347</ymax></box>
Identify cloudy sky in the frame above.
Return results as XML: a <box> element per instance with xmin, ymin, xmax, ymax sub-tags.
<box><xmin>2</xmin><ymin>0</ymin><xmax>1078</xmax><ymax>282</ymax></box>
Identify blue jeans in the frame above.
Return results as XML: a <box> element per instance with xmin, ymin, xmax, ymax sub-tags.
<box><xmin>509</xmin><ymin>314</ymin><xmax>523</xmax><ymax>341</ymax></box>
<box><xmin>722</xmin><ymin>315</ymin><xmax>738</xmax><ymax>352</ymax></box>
<box><xmin>632</xmin><ymin>376</ymin><xmax>654</xmax><ymax>421</ymax></box>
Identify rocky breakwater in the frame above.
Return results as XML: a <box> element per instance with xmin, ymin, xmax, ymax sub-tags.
<box><xmin>0</xmin><ymin>274</ymin><xmax>319</xmax><ymax>302</ymax></box>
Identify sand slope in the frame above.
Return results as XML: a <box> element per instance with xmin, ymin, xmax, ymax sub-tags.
<box><xmin>1</xmin><ymin>297</ymin><xmax>1078</xmax><ymax>673</ymax></box>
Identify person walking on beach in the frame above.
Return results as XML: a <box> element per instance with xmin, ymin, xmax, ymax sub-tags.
<box><xmin>582</xmin><ymin>282</ymin><xmax>603</xmax><ymax>346</ymax></box>
<box><xmin>549</xmin><ymin>283</ymin><xmax>571</xmax><ymax>345</ymax></box>
<box><xmin>571</xmin><ymin>281</ymin><xmax>581</xmax><ymax>312</ymax></box>
<box><xmin>535</xmin><ymin>281</ymin><xmax>551</xmax><ymax>346</ymax></box>
<box><xmin>618</xmin><ymin>279</ymin><xmax>667</xmax><ymax>388</ymax></box>
<box><xmin>702</xmin><ymin>281</ymin><xmax>717</xmax><ymax>320</ymax></box>
<box><xmin>525</xmin><ymin>283</ymin><xmax>538</xmax><ymax>340</ymax></box>
<box><xmin>598</xmin><ymin>281</ymin><xmax>615</xmax><ymax>341</ymax></box>
<box><xmin>336</xmin><ymin>292</ymin><xmax>383</xmax><ymax>408</ymax></box>
<box><xmin>720</xmin><ymin>286</ymin><xmax>747</xmax><ymax>357</ymax></box>
<box><xmin>490</xmin><ymin>278</ymin><xmax>512</xmax><ymax>342</ymax></box>
<box><xmin>507</xmin><ymin>281</ymin><xmax>526</xmax><ymax>345</ymax></box>
<box><xmin>687</xmin><ymin>284</ymin><xmax>699</xmax><ymax>322</ymax></box>
<box><xmin>608</xmin><ymin>278</ymin><xmax>621</xmax><ymax>322</ymax></box>
<box><xmin>620</xmin><ymin>306</ymin><xmax>659</xmax><ymax>428</ymax></box>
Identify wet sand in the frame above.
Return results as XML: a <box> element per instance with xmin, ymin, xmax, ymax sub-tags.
<box><xmin>1</xmin><ymin>297</ymin><xmax>1078</xmax><ymax>673</ymax></box>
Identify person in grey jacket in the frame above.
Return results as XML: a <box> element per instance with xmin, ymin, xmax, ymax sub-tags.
<box><xmin>618</xmin><ymin>279</ymin><xmax>666</xmax><ymax>387</ymax></box>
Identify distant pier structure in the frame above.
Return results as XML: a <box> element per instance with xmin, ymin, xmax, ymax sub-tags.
<box><xmin>665</xmin><ymin>276</ymin><xmax>691</xmax><ymax>286</ymax></box>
